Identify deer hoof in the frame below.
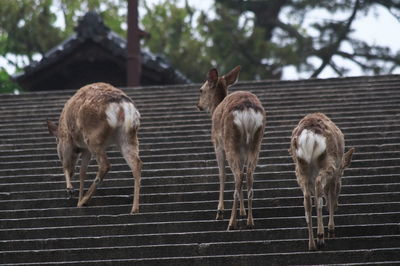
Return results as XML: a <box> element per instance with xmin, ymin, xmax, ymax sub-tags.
<box><xmin>308</xmin><ymin>241</ymin><xmax>317</xmax><ymax>251</ymax></box>
<box><xmin>77</xmin><ymin>200</ymin><xmax>87</xmax><ymax>207</ymax></box>
<box><xmin>317</xmin><ymin>234</ymin><xmax>325</xmax><ymax>249</ymax></box>
<box><xmin>66</xmin><ymin>188</ymin><xmax>75</xmax><ymax>199</ymax></box>
<box><xmin>77</xmin><ymin>196</ymin><xmax>90</xmax><ymax>207</ymax></box>
<box><xmin>227</xmin><ymin>225</ymin><xmax>235</xmax><ymax>231</ymax></box>
<box><xmin>245</xmin><ymin>217</ymin><xmax>254</xmax><ymax>229</ymax></box>
<box><xmin>216</xmin><ymin>210</ymin><xmax>224</xmax><ymax>220</ymax></box>
<box><xmin>246</xmin><ymin>222</ymin><xmax>255</xmax><ymax>229</ymax></box>
<box><xmin>328</xmin><ymin>229</ymin><xmax>335</xmax><ymax>238</ymax></box>
<box><xmin>130</xmin><ymin>207</ymin><xmax>139</xmax><ymax>214</ymax></box>
<box><xmin>227</xmin><ymin>223</ymin><xmax>237</xmax><ymax>231</ymax></box>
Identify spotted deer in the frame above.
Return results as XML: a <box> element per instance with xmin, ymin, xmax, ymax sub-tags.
<box><xmin>289</xmin><ymin>113</ymin><xmax>354</xmax><ymax>250</ymax></box>
<box><xmin>197</xmin><ymin>66</ymin><xmax>266</xmax><ymax>230</ymax></box>
<box><xmin>47</xmin><ymin>82</ymin><xmax>142</xmax><ymax>213</ymax></box>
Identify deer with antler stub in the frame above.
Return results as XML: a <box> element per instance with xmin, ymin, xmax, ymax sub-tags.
<box><xmin>289</xmin><ymin>112</ymin><xmax>354</xmax><ymax>250</ymax></box>
<box><xmin>47</xmin><ymin>82</ymin><xmax>142</xmax><ymax>213</ymax></box>
<box><xmin>197</xmin><ymin>66</ymin><xmax>266</xmax><ymax>230</ymax></box>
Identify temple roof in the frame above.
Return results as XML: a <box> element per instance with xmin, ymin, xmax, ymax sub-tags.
<box><xmin>13</xmin><ymin>11</ymin><xmax>191</xmax><ymax>91</ymax></box>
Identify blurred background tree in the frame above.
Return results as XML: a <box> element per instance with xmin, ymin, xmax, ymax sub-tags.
<box><xmin>0</xmin><ymin>0</ymin><xmax>127</xmax><ymax>93</ymax></box>
<box><xmin>0</xmin><ymin>0</ymin><xmax>127</xmax><ymax>69</ymax></box>
<box><xmin>1</xmin><ymin>0</ymin><xmax>400</xmax><ymax>92</ymax></box>
<box><xmin>142</xmin><ymin>0</ymin><xmax>400</xmax><ymax>81</ymax></box>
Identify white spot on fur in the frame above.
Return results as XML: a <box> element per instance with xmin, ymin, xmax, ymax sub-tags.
<box><xmin>296</xmin><ymin>129</ymin><xmax>326</xmax><ymax>164</ymax></box>
<box><xmin>105</xmin><ymin>102</ymin><xmax>120</xmax><ymax>128</ymax></box>
<box><xmin>106</xmin><ymin>101</ymin><xmax>140</xmax><ymax>131</ymax></box>
<box><xmin>121</xmin><ymin>101</ymin><xmax>140</xmax><ymax>131</ymax></box>
<box><xmin>233</xmin><ymin>109</ymin><xmax>263</xmax><ymax>144</ymax></box>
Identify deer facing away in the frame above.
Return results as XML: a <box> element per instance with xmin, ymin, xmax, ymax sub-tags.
<box><xmin>47</xmin><ymin>83</ymin><xmax>142</xmax><ymax>213</ymax></box>
<box><xmin>197</xmin><ymin>66</ymin><xmax>266</xmax><ymax>230</ymax></box>
<box><xmin>289</xmin><ymin>113</ymin><xmax>354</xmax><ymax>250</ymax></box>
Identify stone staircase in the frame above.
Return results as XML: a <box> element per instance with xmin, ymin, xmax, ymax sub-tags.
<box><xmin>1</xmin><ymin>75</ymin><xmax>399</xmax><ymax>265</ymax></box>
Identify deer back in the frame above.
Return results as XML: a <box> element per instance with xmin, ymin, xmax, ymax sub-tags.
<box><xmin>289</xmin><ymin>113</ymin><xmax>354</xmax><ymax>190</ymax></box>
<box><xmin>290</xmin><ymin>113</ymin><xmax>344</xmax><ymax>166</ymax></box>
<box><xmin>58</xmin><ymin>83</ymin><xmax>139</xmax><ymax>148</ymax></box>
<box><xmin>212</xmin><ymin>91</ymin><xmax>265</xmax><ymax>152</ymax></box>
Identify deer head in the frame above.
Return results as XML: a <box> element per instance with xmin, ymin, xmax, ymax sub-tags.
<box><xmin>197</xmin><ymin>65</ymin><xmax>241</xmax><ymax>113</ymax></box>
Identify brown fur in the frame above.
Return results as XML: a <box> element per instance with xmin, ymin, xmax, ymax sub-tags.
<box><xmin>197</xmin><ymin>66</ymin><xmax>266</xmax><ymax>230</ymax></box>
<box><xmin>289</xmin><ymin>113</ymin><xmax>354</xmax><ymax>250</ymax></box>
<box><xmin>47</xmin><ymin>82</ymin><xmax>142</xmax><ymax>214</ymax></box>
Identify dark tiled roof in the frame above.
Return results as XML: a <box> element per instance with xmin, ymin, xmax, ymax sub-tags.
<box><xmin>1</xmin><ymin>74</ymin><xmax>400</xmax><ymax>264</ymax></box>
<box><xmin>12</xmin><ymin>11</ymin><xmax>191</xmax><ymax>90</ymax></box>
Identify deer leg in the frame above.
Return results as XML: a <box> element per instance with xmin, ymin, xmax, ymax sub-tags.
<box><xmin>304</xmin><ymin>191</ymin><xmax>316</xmax><ymax>251</ymax></box>
<box><xmin>245</xmin><ymin>131</ymin><xmax>262</xmax><ymax>228</ymax></box>
<box><xmin>328</xmin><ymin>183</ymin><xmax>338</xmax><ymax>238</ymax></box>
<box><xmin>334</xmin><ymin>179</ymin><xmax>341</xmax><ymax>211</ymax></box>
<box><xmin>119</xmin><ymin>131</ymin><xmax>142</xmax><ymax>214</ymax></box>
<box><xmin>63</xmin><ymin>169</ymin><xmax>75</xmax><ymax>198</ymax></box>
<box><xmin>78</xmin><ymin>151</ymin><xmax>110</xmax><ymax>207</ymax></box>
<box><xmin>227</xmin><ymin>161</ymin><xmax>243</xmax><ymax>231</ymax></box>
<box><xmin>215</xmin><ymin>146</ymin><xmax>226</xmax><ymax>220</ymax></box>
<box><xmin>77</xmin><ymin>150</ymin><xmax>91</xmax><ymax>205</ymax></box>
<box><xmin>62</xmin><ymin>147</ymin><xmax>79</xmax><ymax>198</ymax></box>
<box><xmin>122</xmin><ymin>148</ymin><xmax>143</xmax><ymax>214</ymax></box>
<box><xmin>246</xmin><ymin>162</ymin><xmax>255</xmax><ymax>228</ymax></box>
<box><xmin>239</xmin><ymin>172</ymin><xmax>246</xmax><ymax>218</ymax></box>
<box><xmin>315</xmin><ymin>176</ymin><xmax>325</xmax><ymax>249</ymax></box>
<box><xmin>131</xmin><ymin>155</ymin><xmax>142</xmax><ymax>214</ymax></box>
<box><xmin>317</xmin><ymin>164</ymin><xmax>336</xmax><ymax>241</ymax></box>
<box><xmin>238</xmin><ymin>171</ymin><xmax>246</xmax><ymax>229</ymax></box>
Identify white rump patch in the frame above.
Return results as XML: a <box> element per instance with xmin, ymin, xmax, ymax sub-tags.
<box><xmin>105</xmin><ymin>102</ymin><xmax>120</xmax><ymax>128</ymax></box>
<box><xmin>233</xmin><ymin>109</ymin><xmax>264</xmax><ymax>144</ymax></box>
<box><xmin>121</xmin><ymin>101</ymin><xmax>140</xmax><ymax>131</ymax></box>
<box><xmin>296</xmin><ymin>129</ymin><xmax>326</xmax><ymax>164</ymax></box>
<box><xmin>106</xmin><ymin>101</ymin><xmax>140</xmax><ymax>131</ymax></box>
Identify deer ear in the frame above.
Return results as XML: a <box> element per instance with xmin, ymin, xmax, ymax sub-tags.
<box><xmin>47</xmin><ymin>120</ymin><xmax>59</xmax><ymax>138</ymax></box>
<box><xmin>223</xmin><ymin>65</ymin><xmax>241</xmax><ymax>87</ymax></box>
<box><xmin>207</xmin><ymin>68</ymin><xmax>218</xmax><ymax>86</ymax></box>
<box><xmin>342</xmin><ymin>147</ymin><xmax>355</xmax><ymax>169</ymax></box>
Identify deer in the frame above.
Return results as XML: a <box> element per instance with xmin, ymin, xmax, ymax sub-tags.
<box><xmin>46</xmin><ymin>82</ymin><xmax>142</xmax><ymax>214</ymax></box>
<box><xmin>197</xmin><ymin>66</ymin><xmax>266</xmax><ymax>230</ymax></box>
<box><xmin>289</xmin><ymin>112</ymin><xmax>354</xmax><ymax>250</ymax></box>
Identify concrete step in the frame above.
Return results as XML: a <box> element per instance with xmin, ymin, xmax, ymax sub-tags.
<box><xmin>1</xmin><ymin>222</ymin><xmax>398</xmax><ymax>251</ymax></box>
<box><xmin>1</xmin><ymin>75</ymin><xmax>400</xmax><ymax>264</ymax></box>
<box><xmin>1</xmin><ymin>200</ymin><xmax>399</xmax><ymax>230</ymax></box>
<box><xmin>2</xmin><ymin>177</ymin><xmax>400</xmax><ymax>202</ymax></box>
<box><xmin>1</xmin><ymin>236</ymin><xmax>400</xmax><ymax>264</ymax></box>
<box><xmin>1</xmin><ymin>210</ymin><xmax>399</xmax><ymax>241</ymax></box>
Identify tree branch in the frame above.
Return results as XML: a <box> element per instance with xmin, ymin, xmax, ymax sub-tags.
<box><xmin>328</xmin><ymin>61</ymin><xmax>344</xmax><ymax>76</ymax></box>
<box><xmin>336</xmin><ymin>51</ymin><xmax>370</xmax><ymax>67</ymax></box>
<box><xmin>310</xmin><ymin>0</ymin><xmax>361</xmax><ymax>78</ymax></box>
<box><xmin>337</xmin><ymin>50</ymin><xmax>400</xmax><ymax>64</ymax></box>
<box><xmin>274</xmin><ymin>19</ymin><xmax>307</xmax><ymax>43</ymax></box>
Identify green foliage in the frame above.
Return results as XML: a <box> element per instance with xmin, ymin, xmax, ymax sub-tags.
<box><xmin>0</xmin><ymin>0</ymin><xmax>127</xmax><ymax>69</ymax></box>
<box><xmin>141</xmin><ymin>0</ymin><xmax>211</xmax><ymax>82</ymax></box>
<box><xmin>58</xmin><ymin>0</ymin><xmax>127</xmax><ymax>36</ymax></box>
<box><xmin>0</xmin><ymin>69</ymin><xmax>23</xmax><ymax>94</ymax></box>
<box><xmin>141</xmin><ymin>1</ymin><xmax>298</xmax><ymax>81</ymax></box>
<box><xmin>0</xmin><ymin>0</ymin><xmax>63</xmax><ymax>62</ymax></box>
